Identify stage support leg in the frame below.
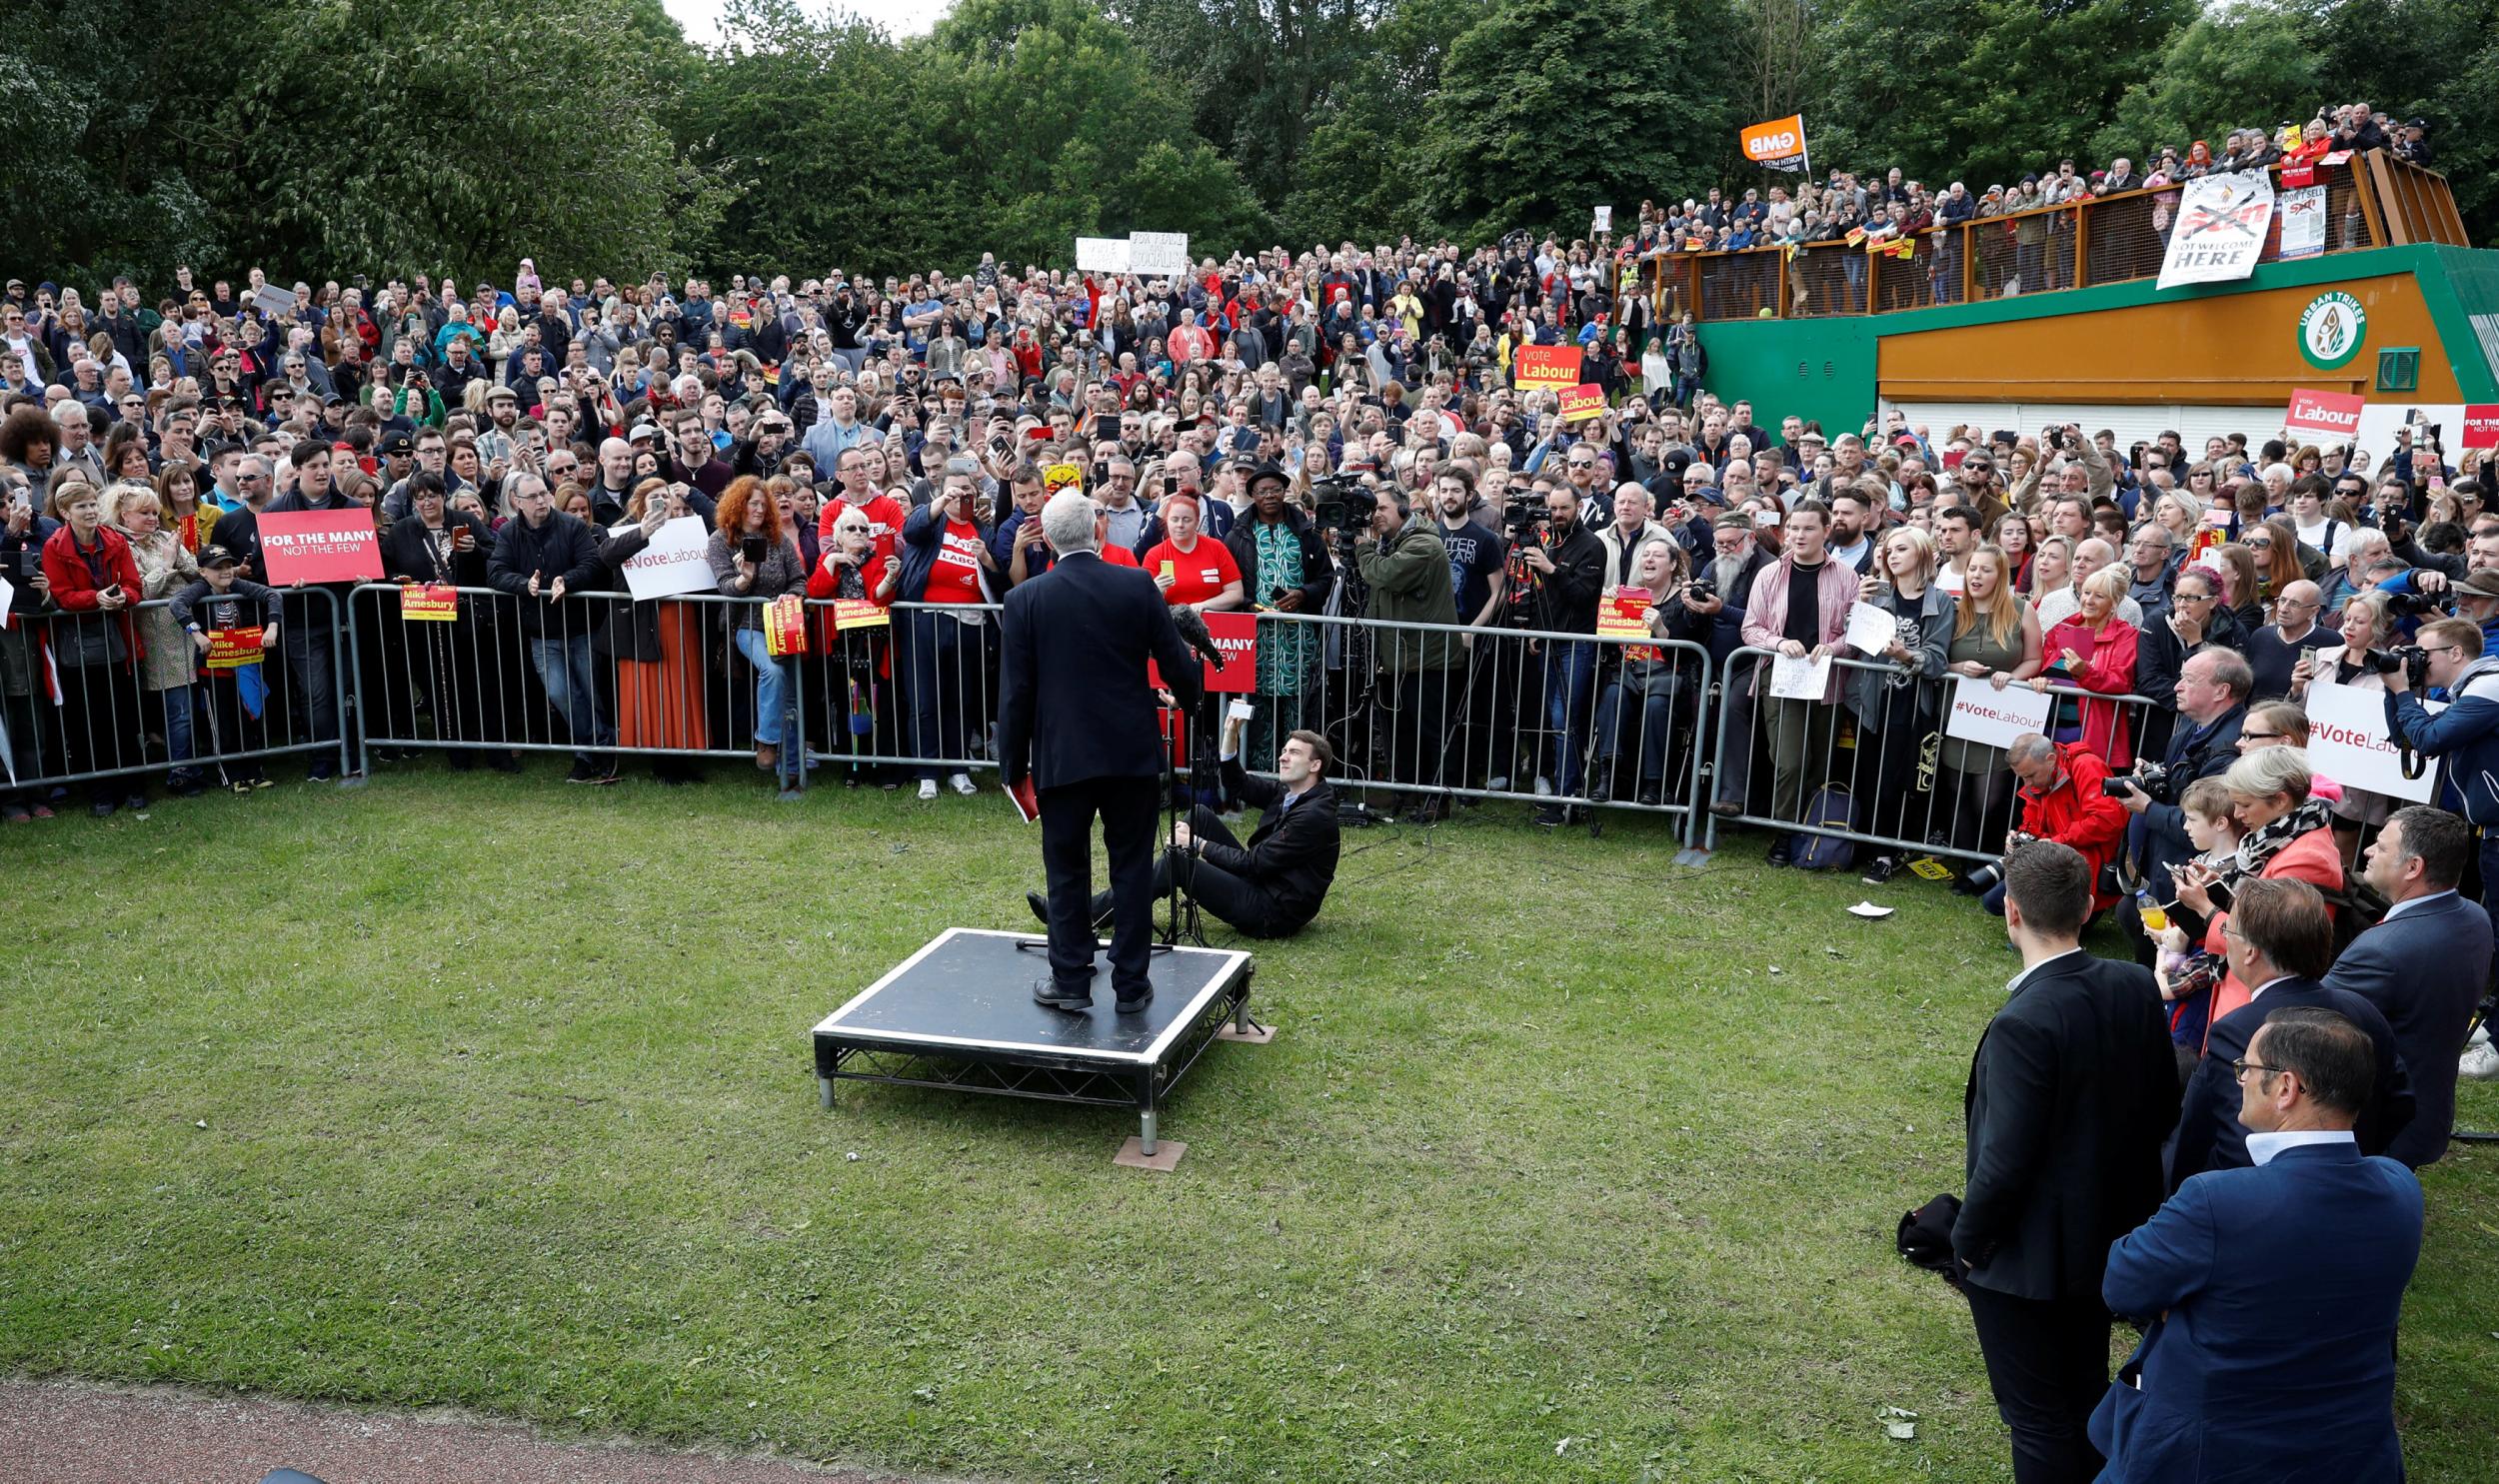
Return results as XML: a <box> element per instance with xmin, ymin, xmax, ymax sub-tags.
<box><xmin>1139</xmin><ymin>1107</ymin><xmax>1158</xmax><ymax>1156</ymax></box>
<box><xmin>817</xmin><ymin>1075</ymin><xmax>834</xmax><ymax>1111</ymax></box>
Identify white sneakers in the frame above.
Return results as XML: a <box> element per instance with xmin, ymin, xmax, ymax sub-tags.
<box><xmin>2461</xmin><ymin>1025</ymin><xmax>2499</xmax><ymax>1082</ymax></box>
<box><xmin>949</xmin><ymin>772</ymin><xmax>979</xmax><ymax>796</ymax></box>
<box><xmin>917</xmin><ymin>778</ymin><xmax>939</xmax><ymax>801</ymax></box>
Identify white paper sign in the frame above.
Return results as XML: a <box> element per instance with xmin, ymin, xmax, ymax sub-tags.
<box><xmin>2353</xmin><ymin>403</ymin><xmax>2463</xmax><ymax>467</ymax></box>
<box><xmin>1943</xmin><ymin>675</ymin><xmax>2054</xmax><ymax>750</ymax></box>
<box><xmin>2277</xmin><ymin>185</ymin><xmax>2327</xmax><ymax>260</ymax></box>
<box><xmin>250</xmin><ymin>285</ymin><xmax>297</xmax><ymax>319</ymax></box>
<box><xmin>1075</xmin><ymin>237</ymin><xmax>1132</xmax><ymax>274</ymax></box>
<box><xmin>2306</xmin><ymin>681</ymin><xmax>2441</xmax><ymax>803</ymax></box>
<box><xmin>1129</xmin><ymin>231</ymin><xmax>1192</xmax><ymax>277</ymax></box>
<box><xmin>1844</xmin><ymin>601</ymin><xmax>1899</xmax><ymax>656</ymax></box>
<box><xmin>1768</xmin><ymin>652</ymin><xmax>1831</xmax><ymax>700</ymax></box>
<box><xmin>2158</xmin><ymin>170</ymin><xmax>2274</xmax><ymax>290</ymax></box>
<box><xmin>1591</xmin><ymin>206</ymin><xmax>1613</xmax><ymax>234</ymax></box>
<box><xmin>618</xmin><ymin>517</ymin><xmax>717</xmax><ymax>602</ymax></box>
<box><xmin>0</xmin><ymin>572</ymin><xmax>14</xmax><ymax>629</ymax></box>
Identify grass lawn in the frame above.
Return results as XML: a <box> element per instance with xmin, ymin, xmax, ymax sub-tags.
<box><xmin>2</xmin><ymin>764</ymin><xmax>2494</xmax><ymax>1482</ymax></box>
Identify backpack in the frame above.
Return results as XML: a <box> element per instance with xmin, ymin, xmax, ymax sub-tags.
<box><xmin>1792</xmin><ymin>785</ymin><xmax>1857</xmax><ymax>870</ymax></box>
<box><xmin>2317</xmin><ymin>874</ymin><xmax>2390</xmax><ymax>957</ymax></box>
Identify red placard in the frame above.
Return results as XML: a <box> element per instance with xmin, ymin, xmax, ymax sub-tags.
<box><xmin>2462</xmin><ymin>405</ymin><xmax>2499</xmax><ymax>451</ymax></box>
<box><xmin>1558</xmin><ymin>384</ymin><xmax>1608</xmax><ymax>423</ymax></box>
<box><xmin>258</xmin><ymin>509</ymin><xmax>384</xmax><ymax>585</ymax></box>
<box><xmin>2283</xmin><ymin>388</ymin><xmax>2364</xmax><ymax>442</ymax></box>
<box><xmin>1148</xmin><ymin>609</ymin><xmax>1257</xmax><ymax>694</ymax></box>
<box><xmin>1511</xmin><ymin>344</ymin><xmax>1582</xmax><ymax>392</ymax></box>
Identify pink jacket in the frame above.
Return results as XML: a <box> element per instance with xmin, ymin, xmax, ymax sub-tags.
<box><xmin>1741</xmin><ymin>555</ymin><xmax>1863</xmax><ymax>703</ymax></box>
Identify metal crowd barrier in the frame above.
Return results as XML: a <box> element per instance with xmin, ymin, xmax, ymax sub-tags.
<box><xmin>1</xmin><ymin>589</ymin><xmax>351</xmax><ymax>803</ymax></box>
<box><xmin>347</xmin><ymin>583</ymin><xmax>816</xmax><ymax>791</ymax></box>
<box><xmin>1217</xmin><ymin>611</ymin><xmax>1713</xmax><ymax>836</ymax></box>
<box><xmin>798</xmin><ymin>598</ymin><xmax>1003</xmax><ymax>785</ymax></box>
<box><xmin>1702</xmin><ymin>645</ymin><xmax>2165</xmax><ymax>866</ymax></box>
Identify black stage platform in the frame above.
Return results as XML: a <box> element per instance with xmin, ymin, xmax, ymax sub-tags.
<box><xmin>811</xmin><ymin>928</ymin><xmax>1255</xmax><ymax>1153</ymax></box>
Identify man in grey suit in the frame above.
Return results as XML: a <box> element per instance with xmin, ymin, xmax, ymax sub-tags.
<box><xmin>2325</xmin><ymin>804</ymin><xmax>2494</xmax><ymax>1166</ymax></box>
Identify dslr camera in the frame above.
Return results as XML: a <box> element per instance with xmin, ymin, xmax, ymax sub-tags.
<box><xmin>1965</xmin><ymin>831</ymin><xmax>2041</xmax><ymax>895</ymax></box>
<box><xmin>2384</xmin><ymin>590</ymin><xmax>2445</xmax><ymax>620</ymax></box>
<box><xmin>2104</xmin><ymin>761</ymin><xmax>2170</xmax><ymax>799</ymax></box>
<box><xmin>2378</xmin><ymin>644</ymin><xmax>2434</xmax><ymax>690</ymax></box>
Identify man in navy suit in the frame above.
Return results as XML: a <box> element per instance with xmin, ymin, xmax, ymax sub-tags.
<box><xmin>2091</xmin><ymin>1007</ymin><xmax>2423</xmax><ymax>1481</ymax></box>
<box><xmin>999</xmin><ymin>490</ymin><xmax>1202</xmax><ymax>1012</ymax></box>
<box><xmin>2170</xmin><ymin>877</ymin><xmax>2414</xmax><ymax>1188</ymax></box>
<box><xmin>1954</xmin><ymin>842</ymin><xmax>2180</xmax><ymax>1484</ymax></box>
<box><xmin>2327</xmin><ymin>804</ymin><xmax>2494</xmax><ymax>1166</ymax></box>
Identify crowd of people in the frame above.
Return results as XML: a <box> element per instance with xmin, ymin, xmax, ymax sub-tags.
<box><xmin>0</xmin><ymin>179</ymin><xmax>2487</xmax><ymax>1476</ymax></box>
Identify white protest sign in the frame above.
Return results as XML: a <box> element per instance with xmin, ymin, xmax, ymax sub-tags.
<box><xmin>2277</xmin><ymin>185</ymin><xmax>2327</xmax><ymax>260</ymax></box>
<box><xmin>0</xmin><ymin>573</ymin><xmax>13</xmax><ymax>629</ymax></box>
<box><xmin>1591</xmin><ymin>206</ymin><xmax>1613</xmax><ymax>234</ymax></box>
<box><xmin>2353</xmin><ymin>403</ymin><xmax>2463</xmax><ymax>467</ymax></box>
<box><xmin>1768</xmin><ymin>652</ymin><xmax>1831</xmax><ymax>700</ymax></box>
<box><xmin>250</xmin><ymin>285</ymin><xmax>296</xmax><ymax>319</ymax></box>
<box><xmin>1943</xmin><ymin>676</ymin><xmax>2054</xmax><ymax>750</ymax></box>
<box><xmin>1843</xmin><ymin>602</ymin><xmax>1899</xmax><ymax>657</ymax></box>
<box><xmin>2158</xmin><ymin>169</ymin><xmax>2274</xmax><ymax>290</ymax></box>
<box><xmin>619</xmin><ymin>517</ymin><xmax>717</xmax><ymax>602</ymax></box>
<box><xmin>1129</xmin><ymin>231</ymin><xmax>1191</xmax><ymax>277</ymax></box>
<box><xmin>2305</xmin><ymin>681</ymin><xmax>2440</xmax><ymax>803</ymax></box>
<box><xmin>1075</xmin><ymin>237</ymin><xmax>1132</xmax><ymax>274</ymax></box>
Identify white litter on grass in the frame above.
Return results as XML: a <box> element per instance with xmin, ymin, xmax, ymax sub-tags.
<box><xmin>1848</xmin><ymin>901</ymin><xmax>1896</xmax><ymax>918</ymax></box>
<box><xmin>1880</xmin><ymin>1405</ymin><xmax>1918</xmax><ymax>1440</ymax></box>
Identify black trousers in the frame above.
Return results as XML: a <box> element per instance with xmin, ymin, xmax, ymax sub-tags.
<box><xmin>1963</xmin><ymin>1282</ymin><xmax>2111</xmax><ymax>1484</ymax></box>
<box><xmin>1039</xmin><ymin>773</ymin><xmax>1160</xmax><ymax>999</ymax></box>
<box><xmin>1092</xmin><ymin>806</ymin><xmax>1298</xmax><ymax>939</ymax></box>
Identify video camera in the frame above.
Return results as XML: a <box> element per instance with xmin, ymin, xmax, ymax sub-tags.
<box><xmin>1310</xmin><ymin>475</ymin><xmax>1377</xmax><ymax>538</ymax></box>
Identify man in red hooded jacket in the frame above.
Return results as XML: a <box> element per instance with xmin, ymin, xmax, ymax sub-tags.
<box><xmin>1978</xmin><ymin>734</ymin><xmax>2129</xmax><ymax>918</ymax></box>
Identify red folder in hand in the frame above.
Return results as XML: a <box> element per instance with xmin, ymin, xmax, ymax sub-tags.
<box><xmin>1007</xmin><ymin>773</ymin><xmax>1040</xmax><ymax>823</ymax></box>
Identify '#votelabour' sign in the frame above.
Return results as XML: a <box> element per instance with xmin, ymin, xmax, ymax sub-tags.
<box><xmin>2306</xmin><ymin>682</ymin><xmax>2440</xmax><ymax>802</ymax></box>
<box><xmin>1943</xmin><ymin>676</ymin><xmax>2053</xmax><ymax>751</ymax></box>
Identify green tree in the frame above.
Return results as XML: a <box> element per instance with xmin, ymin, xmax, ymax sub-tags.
<box><xmin>1425</xmin><ymin>0</ymin><xmax>1740</xmax><ymax>241</ymax></box>
<box><xmin>1282</xmin><ymin>0</ymin><xmax>1473</xmax><ymax>243</ymax></box>
<box><xmin>1794</xmin><ymin>0</ymin><xmax>1985</xmax><ymax>186</ymax></box>
<box><xmin>200</xmin><ymin>0</ymin><xmax>711</xmax><ymax>284</ymax></box>
<box><xmin>2092</xmin><ymin>7</ymin><xmax>2320</xmax><ymax>165</ymax></box>
<box><xmin>1946</xmin><ymin>0</ymin><xmax>2193</xmax><ymax>188</ymax></box>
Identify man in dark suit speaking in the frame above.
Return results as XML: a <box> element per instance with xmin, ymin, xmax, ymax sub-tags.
<box><xmin>1954</xmin><ymin>841</ymin><xmax>2179</xmax><ymax>1484</ymax></box>
<box><xmin>1000</xmin><ymin>489</ymin><xmax>1202</xmax><ymax>1013</ymax></box>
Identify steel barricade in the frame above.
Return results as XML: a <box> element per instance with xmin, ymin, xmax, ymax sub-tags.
<box><xmin>1229</xmin><ymin>610</ymin><xmax>1712</xmax><ymax>836</ymax></box>
<box><xmin>347</xmin><ymin>584</ymin><xmax>810</xmax><ymax>792</ymax></box>
<box><xmin>797</xmin><ymin>598</ymin><xmax>1002</xmax><ymax>788</ymax></box>
<box><xmin>1</xmin><ymin>588</ymin><xmax>352</xmax><ymax>804</ymax></box>
<box><xmin>1702</xmin><ymin>646</ymin><xmax>2166</xmax><ymax>866</ymax></box>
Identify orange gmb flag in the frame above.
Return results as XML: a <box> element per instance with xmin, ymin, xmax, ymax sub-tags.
<box><xmin>1739</xmin><ymin>114</ymin><xmax>1807</xmax><ymax>172</ymax></box>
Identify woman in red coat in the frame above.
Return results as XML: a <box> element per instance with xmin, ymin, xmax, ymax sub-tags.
<box><xmin>2032</xmin><ymin>564</ymin><xmax>2139</xmax><ymax>769</ymax></box>
<box><xmin>41</xmin><ymin>478</ymin><xmax>149</xmax><ymax>814</ymax></box>
<box><xmin>2173</xmin><ymin>745</ymin><xmax>2343</xmax><ymax>1034</ymax></box>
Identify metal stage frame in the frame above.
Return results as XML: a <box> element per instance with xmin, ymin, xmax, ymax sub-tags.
<box><xmin>811</xmin><ymin>928</ymin><xmax>1256</xmax><ymax>1154</ymax></box>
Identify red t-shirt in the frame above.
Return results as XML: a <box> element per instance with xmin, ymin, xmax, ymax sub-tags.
<box><xmin>819</xmin><ymin>494</ymin><xmax>908</xmax><ymax>567</ymax></box>
<box><xmin>1101</xmin><ymin>545</ymin><xmax>1140</xmax><ymax>569</ymax></box>
<box><xmin>1141</xmin><ymin>537</ymin><xmax>1240</xmax><ymax>608</ymax></box>
<box><xmin>923</xmin><ymin>519</ymin><xmax>989</xmax><ymax>606</ymax></box>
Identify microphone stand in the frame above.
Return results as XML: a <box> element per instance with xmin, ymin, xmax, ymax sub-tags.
<box><xmin>1160</xmin><ymin>686</ymin><xmax>1211</xmax><ymax>950</ymax></box>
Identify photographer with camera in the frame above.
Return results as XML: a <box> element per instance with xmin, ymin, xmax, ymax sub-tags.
<box><xmin>2110</xmin><ymin>648</ymin><xmax>2252</xmax><ymax>959</ymax></box>
<box><xmin>1354</xmin><ymin>481</ymin><xmax>1462</xmax><ymax>822</ymax></box>
<box><xmin>1516</xmin><ymin>481</ymin><xmax>1605</xmax><ymax>823</ymax></box>
<box><xmin>2383</xmin><ymin>615</ymin><xmax>2499</xmax><ymax>959</ymax></box>
<box><xmin>1970</xmin><ymin>734</ymin><xmax>2129</xmax><ymax>918</ymax></box>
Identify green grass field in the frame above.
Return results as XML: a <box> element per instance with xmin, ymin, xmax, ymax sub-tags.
<box><xmin>2</xmin><ymin>766</ymin><xmax>2494</xmax><ymax>1482</ymax></box>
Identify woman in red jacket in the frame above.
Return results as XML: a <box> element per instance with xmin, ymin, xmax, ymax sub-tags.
<box><xmin>2032</xmin><ymin>564</ymin><xmax>2138</xmax><ymax>769</ymax></box>
<box><xmin>41</xmin><ymin>479</ymin><xmax>149</xmax><ymax>815</ymax></box>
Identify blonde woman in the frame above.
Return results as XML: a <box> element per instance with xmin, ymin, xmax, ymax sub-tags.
<box><xmin>2292</xmin><ymin>591</ymin><xmax>2396</xmax><ymax>835</ymax></box>
<box><xmin>1847</xmin><ymin>524</ymin><xmax>1957</xmax><ymax>878</ymax></box>
<box><xmin>111</xmin><ymin>483</ymin><xmax>203</xmax><ymax>793</ymax></box>
<box><xmin>1939</xmin><ymin>544</ymin><xmax>2044</xmax><ymax>851</ymax></box>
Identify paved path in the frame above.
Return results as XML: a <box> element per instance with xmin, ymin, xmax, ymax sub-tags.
<box><xmin>0</xmin><ymin>1379</ymin><xmax>924</xmax><ymax>1484</ymax></box>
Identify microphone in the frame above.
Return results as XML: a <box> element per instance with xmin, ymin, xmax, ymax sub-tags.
<box><xmin>1171</xmin><ymin>605</ymin><xmax>1227</xmax><ymax>671</ymax></box>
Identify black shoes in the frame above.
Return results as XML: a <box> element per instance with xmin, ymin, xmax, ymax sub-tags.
<box><xmin>1633</xmin><ymin>787</ymin><xmax>1662</xmax><ymax>807</ymax></box>
<box><xmin>565</xmin><ymin>758</ymin><xmax>597</xmax><ymax>784</ymax></box>
<box><xmin>1032</xmin><ymin>978</ymin><xmax>1093</xmax><ymax>1012</ymax></box>
<box><xmin>1026</xmin><ymin>890</ymin><xmax>1051</xmax><ymax>927</ymax></box>
<box><xmin>1766</xmin><ymin>838</ymin><xmax>1794</xmax><ymax>867</ymax></box>
<box><xmin>1115</xmin><ymin>989</ymin><xmax>1153</xmax><ymax>1014</ymax></box>
<box><xmin>1863</xmin><ymin>854</ymin><xmax>1902</xmax><ymax>884</ymax></box>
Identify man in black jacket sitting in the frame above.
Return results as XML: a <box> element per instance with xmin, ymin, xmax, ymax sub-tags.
<box><xmin>1030</xmin><ymin>729</ymin><xmax>1341</xmax><ymax>940</ymax></box>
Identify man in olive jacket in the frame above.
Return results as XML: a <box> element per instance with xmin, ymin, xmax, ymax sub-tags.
<box><xmin>1354</xmin><ymin>483</ymin><xmax>1461</xmax><ymax>822</ymax></box>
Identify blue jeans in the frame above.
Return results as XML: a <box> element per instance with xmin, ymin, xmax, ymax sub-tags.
<box><xmin>1540</xmin><ymin>639</ymin><xmax>1596</xmax><ymax>797</ymax></box>
<box><xmin>528</xmin><ymin>633</ymin><xmax>611</xmax><ymax>761</ymax></box>
<box><xmin>159</xmin><ymin>685</ymin><xmax>195</xmax><ymax>769</ymax></box>
<box><xmin>735</xmin><ymin>628</ymin><xmax>799</xmax><ymax>778</ymax></box>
